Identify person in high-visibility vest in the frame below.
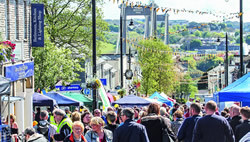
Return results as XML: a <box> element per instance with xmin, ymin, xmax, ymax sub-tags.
<box><xmin>65</xmin><ymin>106</ymin><xmax>71</xmax><ymax>118</ymax></box>
<box><xmin>51</xmin><ymin>109</ymin><xmax>72</xmax><ymax>141</ymax></box>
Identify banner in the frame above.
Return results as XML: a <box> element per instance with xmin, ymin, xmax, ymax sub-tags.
<box><xmin>97</xmin><ymin>79</ymin><xmax>111</xmax><ymax>110</ymax></box>
<box><xmin>31</xmin><ymin>4</ymin><xmax>44</xmax><ymax>47</ymax></box>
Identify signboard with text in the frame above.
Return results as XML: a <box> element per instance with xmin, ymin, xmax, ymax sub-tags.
<box><xmin>55</xmin><ymin>85</ymin><xmax>82</xmax><ymax>91</ymax></box>
<box><xmin>31</xmin><ymin>4</ymin><xmax>44</xmax><ymax>47</ymax></box>
<box><xmin>5</xmin><ymin>62</ymin><xmax>34</xmax><ymax>82</ymax></box>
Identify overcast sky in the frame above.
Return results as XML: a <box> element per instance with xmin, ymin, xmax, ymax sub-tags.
<box><xmin>101</xmin><ymin>0</ymin><xmax>250</xmax><ymax>23</ymax></box>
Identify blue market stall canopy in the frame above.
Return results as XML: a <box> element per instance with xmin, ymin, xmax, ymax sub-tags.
<box><xmin>218</xmin><ymin>72</ymin><xmax>250</xmax><ymax>105</ymax></box>
<box><xmin>0</xmin><ymin>75</ymin><xmax>10</xmax><ymax>96</ymax></box>
<box><xmin>111</xmin><ymin>94</ymin><xmax>151</xmax><ymax>108</ymax></box>
<box><xmin>33</xmin><ymin>93</ymin><xmax>57</xmax><ymax>108</ymax></box>
<box><xmin>149</xmin><ymin>92</ymin><xmax>173</xmax><ymax>107</ymax></box>
<box><xmin>44</xmin><ymin>91</ymin><xmax>81</xmax><ymax>106</ymax></box>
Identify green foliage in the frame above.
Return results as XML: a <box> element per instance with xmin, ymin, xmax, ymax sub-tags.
<box><xmin>33</xmin><ymin>0</ymin><xmax>108</xmax><ymax>56</ymax></box>
<box><xmin>138</xmin><ymin>39</ymin><xmax>177</xmax><ymax>95</ymax></box>
<box><xmin>194</xmin><ymin>30</ymin><xmax>202</xmax><ymax>37</ymax></box>
<box><xmin>190</xmin><ymin>39</ymin><xmax>202</xmax><ymax>50</ymax></box>
<box><xmin>236</xmin><ymin>36</ymin><xmax>245</xmax><ymax>44</ymax></box>
<box><xmin>246</xmin><ymin>35</ymin><xmax>250</xmax><ymax>45</ymax></box>
<box><xmin>104</xmin><ymin>32</ymin><xmax>118</xmax><ymax>45</ymax></box>
<box><xmin>202</xmin><ymin>31</ymin><xmax>212</xmax><ymax>38</ymax></box>
<box><xmin>108</xmin><ymin>24</ymin><xmax>119</xmax><ymax>32</ymax></box>
<box><xmin>196</xmin><ymin>56</ymin><xmax>224</xmax><ymax>72</ymax></box>
<box><xmin>33</xmin><ymin>33</ymin><xmax>84</xmax><ymax>90</ymax></box>
<box><xmin>169</xmin><ymin>34</ymin><xmax>182</xmax><ymax>44</ymax></box>
<box><xmin>175</xmin><ymin>74</ymin><xmax>198</xmax><ymax>98</ymax></box>
<box><xmin>235</xmin><ymin>30</ymin><xmax>240</xmax><ymax>37</ymax></box>
<box><xmin>100</xmin><ymin>41</ymin><xmax>116</xmax><ymax>54</ymax></box>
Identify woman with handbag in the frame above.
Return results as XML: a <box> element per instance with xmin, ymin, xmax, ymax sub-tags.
<box><xmin>141</xmin><ymin>103</ymin><xmax>176</xmax><ymax>142</ymax></box>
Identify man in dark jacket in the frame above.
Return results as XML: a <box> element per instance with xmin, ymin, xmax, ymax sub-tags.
<box><xmin>52</xmin><ymin>109</ymin><xmax>72</xmax><ymax>141</ymax></box>
<box><xmin>104</xmin><ymin>111</ymin><xmax>118</xmax><ymax>134</ymax></box>
<box><xmin>192</xmin><ymin>101</ymin><xmax>235</xmax><ymax>142</ymax></box>
<box><xmin>113</xmin><ymin>108</ymin><xmax>149</xmax><ymax>142</ymax></box>
<box><xmin>235</xmin><ymin>106</ymin><xmax>250</xmax><ymax>142</ymax></box>
<box><xmin>177</xmin><ymin>103</ymin><xmax>201</xmax><ymax>142</ymax></box>
<box><xmin>229</xmin><ymin>105</ymin><xmax>243</xmax><ymax>133</ymax></box>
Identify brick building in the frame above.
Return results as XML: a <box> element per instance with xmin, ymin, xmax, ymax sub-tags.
<box><xmin>0</xmin><ymin>0</ymin><xmax>34</xmax><ymax>133</ymax></box>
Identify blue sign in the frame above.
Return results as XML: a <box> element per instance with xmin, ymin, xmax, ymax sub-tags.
<box><xmin>84</xmin><ymin>89</ymin><xmax>90</xmax><ymax>95</ymax></box>
<box><xmin>5</xmin><ymin>62</ymin><xmax>34</xmax><ymax>82</ymax></box>
<box><xmin>55</xmin><ymin>85</ymin><xmax>81</xmax><ymax>91</ymax></box>
<box><xmin>31</xmin><ymin>4</ymin><xmax>44</xmax><ymax>47</ymax></box>
<box><xmin>100</xmin><ymin>78</ymin><xmax>107</xmax><ymax>86</ymax></box>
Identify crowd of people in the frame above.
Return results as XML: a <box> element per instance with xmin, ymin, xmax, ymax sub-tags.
<box><xmin>5</xmin><ymin>100</ymin><xmax>250</xmax><ymax>142</ymax></box>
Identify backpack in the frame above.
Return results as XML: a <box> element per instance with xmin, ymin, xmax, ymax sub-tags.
<box><xmin>37</xmin><ymin>121</ymin><xmax>49</xmax><ymax>139</ymax></box>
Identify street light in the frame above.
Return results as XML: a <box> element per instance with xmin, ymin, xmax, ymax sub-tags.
<box><xmin>125</xmin><ymin>19</ymin><xmax>135</xmax><ymax>80</ymax></box>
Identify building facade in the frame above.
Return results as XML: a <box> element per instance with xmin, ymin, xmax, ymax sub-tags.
<box><xmin>0</xmin><ymin>0</ymin><xmax>33</xmax><ymax>133</ymax></box>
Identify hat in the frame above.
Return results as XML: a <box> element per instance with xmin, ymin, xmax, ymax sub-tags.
<box><xmin>65</xmin><ymin>107</ymin><xmax>70</xmax><ymax>111</ymax></box>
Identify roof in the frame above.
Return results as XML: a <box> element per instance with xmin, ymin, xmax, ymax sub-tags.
<box><xmin>111</xmin><ymin>68</ymin><xmax>117</xmax><ymax>72</ymax></box>
<box><xmin>103</xmin><ymin>63</ymin><xmax>112</xmax><ymax>71</ymax></box>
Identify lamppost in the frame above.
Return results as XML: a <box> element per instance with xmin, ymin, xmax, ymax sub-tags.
<box><xmin>92</xmin><ymin>0</ymin><xmax>97</xmax><ymax>111</ymax></box>
<box><xmin>239</xmin><ymin>0</ymin><xmax>243</xmax><ymax>77</ymax></box>
<box><xmin>125</xmin><ymin>19</ymin><xmax>134</xmax><ymax>81</ymax></box>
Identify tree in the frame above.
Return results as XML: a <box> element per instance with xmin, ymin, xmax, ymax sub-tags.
<box><xmin>194</xmin><ymin>30</ymin><xmax>202</xmax><ymax>37</ymax></box>
<box><xmin>175</xmin><ymin>74</ymin><xmax>198</xmax><ymax>99</ymax></box>
<box><xmin>236</xmin><ymin>36</ymin><xmax>245</xmax><ymax>44</ymax></box>
<box><xmin>138</xmin><ymin>39</ymin><xmax>177</xmax><ymax>95</ymax></box>
<box><xmin>33</xmin><ymin>0</ymin><xmax>108</xmax><ymax>55</ymax></box>
<box><xmin>33</xmin><ymin>33</ymin><xmax>84</xmax><ymax>90</ymax></box>
<box><xmin>219</xmin><ymin>23</ymin><xmax>227</xmax><ymax>31</ymax></box>
<box><xmin>190</xmin><ymin>39</ymin><xmax>202</xmax><ymax>50</ymax></box>
<box><xmin>246</xmin><ymin>35</ymin><xmax>250</xmax><ymax>45</ymax></box>
<box><xmin>202</xmin><ymin>31</ymin><xmax>212</xmax><ymax>38</ymax></box>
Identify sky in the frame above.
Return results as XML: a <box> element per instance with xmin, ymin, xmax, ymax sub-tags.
<box><xmin>101</xmin><ymin>0</ymin><xmax>250</xmax><ymax>23</ymax></box>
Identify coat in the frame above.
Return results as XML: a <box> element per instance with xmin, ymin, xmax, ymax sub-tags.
<box><xmin>140</xmin><ymin>113</ymin><xmax>176</xmax><ymax>142</ymax></box>
<box><xmin>27</xmin><ymin>133</ymin><xmax>48</xmax><ymax>142</ymax></box>
<box><xmin>113</xmin><ymin>119</ymin><xmax>149</xmax><ymax>142</ymax></box>
<box><xmin>192</xmin><ymin>114</ymin><xmax>235</xmax><ymax>142</ymax></box>
<box><xmin>235</xmin><ymin>119</ymin><xmax>250</xmax><ymax>142</ymax></box>
<box><xmin>63</xmin><ymin>133</ymin><xmax>87</xmax><ymax>142</ymax></box>
<box><xmin>84</xmin><ymin>129</ymin><xmax>113</xmax><ymax>142</ymax></box>
<box><xmin>177</xmin><ymin>115</ymin><xmax>201</xmax><ymax>142</ymax></box>
<box><xmin>229</xmin><ymin>115</ymin><xmax>243</xmax><ymax>134</ymax></box>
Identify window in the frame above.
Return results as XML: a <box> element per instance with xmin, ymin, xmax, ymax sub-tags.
<box><xmin>13</xmin><ymin>41</ymin><xmax>24</xmax><ymax>61</ymax></box>
<box><xmin>15</xmin><ymin>0</ymin><xmax>19</xmax><ymax>39</ymax></box>
<box><xmin>5</xmin><ymin>0</ymin><xmax>9</xmax><ymax>39</ymax></box>
<box><xmin>23</xmin><ymin>0</ymin><xmax>27</xmax><ymax>39</ymax></box>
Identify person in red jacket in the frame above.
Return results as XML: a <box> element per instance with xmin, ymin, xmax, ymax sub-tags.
<box><xmin>64</xmin><ymin>121</ymin><xmax>87</xmax><ymax>142</ymax></box>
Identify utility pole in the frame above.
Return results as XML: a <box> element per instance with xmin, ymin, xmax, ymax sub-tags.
<box><xmin>225</xmin><ymin>33</ymin><xmax>228</xmax><ymax>87</ymax></box>
<box><xmin>240</xmin><ymin>0</ymin><xmax>243</xmax><ymax>77</ymax></box>
<box><xmin>92</xmin><ymin>0</ymin><xmax>97</xmax><ymax>111</ymax></box>
<box><xmin>120</xmin><ymin>3</ymin><xmax>124</xmax><ymax>90</ymax></box>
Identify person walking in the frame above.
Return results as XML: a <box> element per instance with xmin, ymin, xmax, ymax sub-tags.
<box><xmin>235</xmin><ymin>106</ymin><xmax>250</xmax><ymax>142</ymax></box>
<box><xmin>177</xmin><ymin>103</ymin><xmax>201</xmax><ymax>142</ymax></box>
<box><xmin>113</xmin><ymin>108</ymin><xmax>149</xmax><ymax>142</ymax></box>
<box><xmin>141</xmin><ymin>103</ymin><xmax>175</xmax><ymax>142</ymax></box>
<box><xmin>192</xmin><ymin>101</ymin><xmax>235</xmax><ymax>142</ymax></box>
<box><xmin>64</xmin><ymin>121</ymin><xmax>87</xmax><ymax>142</ymax></box>
<box><xmin>84</xmin><ymin>117</ymin><xmax>113</xmax><ymax>142</ymax></box>
<box><xmin>104</xmin><ymin>111</ymin><xmax>118</xmax><ymax>134</ymax></box>
<box><xmin>171</xmin><ymin>110</ymin><xmax>184</xmax><ymax>136</ymax></box>
<box><xmin>229</xmin><ymin>105</ymin><xmax>243</xmax><ymax>133</ymax></box>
